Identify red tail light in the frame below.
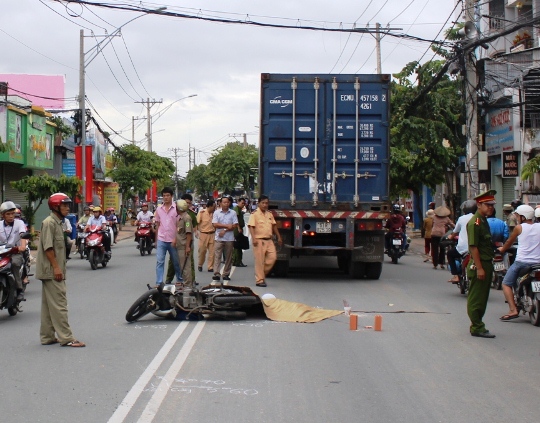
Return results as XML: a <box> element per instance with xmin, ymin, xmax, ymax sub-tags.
<box><xmin>493</xmin><ymin>255</ymin><xmax>503</xmax><ymax>262</ymax></box>
<box><xmin>357</xmin><ymin>220</ymin><xmax>383</xmax><ymax>231</ymax></box>
<box><xmin>535</xmin><ymin>271</ymin><xmax>540</xmax><ymax>281</ymax></box>
<box><xmin>277</xmin><ymin>220</ymin><xmax>292</xmax><ymax>229</ymax></box>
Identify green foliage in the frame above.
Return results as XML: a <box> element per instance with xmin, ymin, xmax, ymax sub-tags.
<box><xmin>390</xmin><ymin>60</ymin><xmax>465</xmax><ymax>198</ymax></box>
<box><xmin>206</xmin><ymin>142</ymin><xmax>258</xmax><ymax>193</ymax></box>
<box><xmin>185</xmin><ymin>164</ymin><xmax>212</xmax><ymax>197</ymax></box>
<box><xmin>521</xmin><ymin>155</ymin><xmax>540</xmax><ymax>181</ymax></box>
<box><xmin>10</xmin><ymin>174</ymin><xmax>82</xmax><ymax>231</ymax></box>
<box><xmin>48</xmin><ymin>116</ymin><xmax>74</xmax><ymax>140</ymax></box>
<box><xmin>106</xmin><ymin>144</ymin><xmax>175</xmax><ymax>201</ymax></box>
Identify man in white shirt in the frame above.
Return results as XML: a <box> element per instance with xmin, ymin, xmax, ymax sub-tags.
<box><xmin>135</xmin><ymin>202</ymin><xmax>155</xmax><ymax>242</ymax></box>
<box><xmin>446</xmin><ymin>200</ymin><xmax>477</xmax><ymax>283</ymax></box>
<box><xmin>0</xmin><ymin>201</ymin><xmax>28</xmax><ymax>300</ymax></box>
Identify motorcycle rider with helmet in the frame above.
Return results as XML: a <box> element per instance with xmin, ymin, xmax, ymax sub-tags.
<box><xmin>135</xmin><ymin>202</ymin><xmax>155</xmax><ymax>242</ymax></box>
<box><xmin>77</xmin><ymin>206</ymin><xmax>91</xmax><ymax>227</ymax></box>
<box><xmin>85</xmin><ymin>206</ymin><xmax>112</xmax><ymax>258</ymax></box>
<box><xmin>104</xmin><ymin>207</ymin><xmax>118</xmax><ymax>243</ymax></box>
<box><xmin>497</xmin><ymin>204</ymin><xmax>540</xmax><ymax>321</ymax></box>
<box><xmin>0</xmin><ymin>201</ymin><xmax>28</xmax><ymax>301</ymax></box>
<box><xmin>384</xmin><ymin>204</ymin><xmax>407</xmax><ymax>253</ymax></box>
<box><xmin>446</xmin><ymin>200</ymin><xmax>477</xmax><ymax>283</ymax></box>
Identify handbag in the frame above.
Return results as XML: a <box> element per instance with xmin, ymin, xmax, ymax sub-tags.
<box><xmin>234</xmin><ymin>233</ymin><xmax>250</xmax><ymax>250</ymax></box>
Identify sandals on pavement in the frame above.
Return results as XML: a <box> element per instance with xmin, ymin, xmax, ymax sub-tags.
<box><xmin>500</xmin><ymin>314</ymin><xmax>519</xmax><ymax>321</ymax></box>
<box><xmin>256</xmin><ymin>282</ymin><xmax>267</xmax><ymax>287</ymax></box>
<box><xmin>61</xmin><ymin>340</ymin><xmax>86</xmax><ymax>348</ymax></box>
<box><xmin>42</xmin><ymin>338</ymin><xmax>60</xmax><ymax>345</ymax></box>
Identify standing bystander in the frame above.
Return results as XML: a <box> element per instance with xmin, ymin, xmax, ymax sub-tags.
<box><xmin>422</xmin><ymin>210</ymin><xmax>435</xmax><ymax>262</ymax></box>
<box><xmin>232</xmin><ymin>198</ymin><xmax>247</xmax><ymax>267</ymax></box>
<box><xmin>197</xmin><ymin>199</ymin><xmax>216</xmax><ymax>272</ymax></box>
<box><xmin>211</xmin><ymin>197</ymin><xmax>238</xmax><ymax>282</ymax></box>
<box><xmin>248</xmin><ymin>195</ymin><xmax>283</xmax><ymax>287</ymax></box>
<box><xmin>154</xmin><ymin>187</ymin><xmax>182</xmax><ymax>285</ymax></box>
<box><xmin>37</xmin><ymin>193</ymin><xmax>85</xmax><ymax>347</ymax></box>
<box><xmin>175</xmin><ymin>199</ymin><xmax>193</xmax><ymax>287</ymax></box>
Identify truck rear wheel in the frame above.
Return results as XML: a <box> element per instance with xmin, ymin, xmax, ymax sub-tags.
<box><xmin>272</xmin><ymin>260</ymin><xmax>289</xmax><ymax>277</ymax></box>
<box><xmin>349</xmin><ymin>261</ymin><xmax>366</xmax><ymax>279</ymax></box>
<box><xmin>365</xmin><ymin>262</ymin><xmax>383</xmax><ymax>280</ymax></box>
<box><xmin>337</xmin><ymin>254</ymin><xmax>349</xmax><ymax>273</ymax></box>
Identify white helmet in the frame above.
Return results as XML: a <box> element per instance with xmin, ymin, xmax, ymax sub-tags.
<box><xmin>0</xmin><ymin>201</ymin><xmax>17</xmax><ymax>215</ymax></box>
<box><xmin>535</xmin><ymin>207</ymin><xmax>540</xmax><ymax>219</ymax></box>
<box><xmin>515</xmin><ymin>205</ymin><xmax>534</xmax><ymax>221</ymax></box>
<box><xmin>176</xmin><ymin>199</ymin><xmax>188</xmax><ymax>212</ymax></box>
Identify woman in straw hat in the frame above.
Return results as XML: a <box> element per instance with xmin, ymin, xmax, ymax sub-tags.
<box><xmin>430</xmin><ymin>206</ymin><xmax>455</xmax><ymax>269</ymax></box>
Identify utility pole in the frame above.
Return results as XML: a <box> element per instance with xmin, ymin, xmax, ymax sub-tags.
<box><xmin>465</xmin><ymin>0</ymin><xmax>479</xmax><ymax>199</ymax></box>
<box><xmin>375</xmin><ymin>23</ymin><xmax>382</xmax><ymax>74</ymax></box>
<box><xmin>135</xmin><ymin>98</ymin><xmax>162</xmax><ymax>152</ymax></box>
<box><xmin>229</xmin><ymin>133</ymin><xmax>248</xmax><ymax>148</ymax></box>
<box><xmin>168</xmin><ymin>147</ymin><xmax>181</xmax><ymax>199</ymax></box>
<box><xmin>79</xmin><ymin>29</ymin><xmax>87</xmax><ymax>206</ymax></box>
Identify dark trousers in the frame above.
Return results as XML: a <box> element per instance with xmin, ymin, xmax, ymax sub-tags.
<box><xmin>430</xmin><ymin>236</ymin><xmax>445</xmax><ymax>266</ymax></box>
<box><xmin>447</xmin><ymin>247</ymin><xmax>463</xmax><ymax>276</ymax></box>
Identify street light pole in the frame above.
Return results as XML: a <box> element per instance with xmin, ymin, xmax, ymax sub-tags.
<box><xmin>79</xmin><ymin>29</ymin><xmax>87</xmax><ymax>206</ymax></box>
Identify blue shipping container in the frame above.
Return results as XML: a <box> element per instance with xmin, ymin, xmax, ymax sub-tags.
<box><xmin>260</xmin><ymin>73</ymin><xmax>390</xmax><ymax>208</ymax></box>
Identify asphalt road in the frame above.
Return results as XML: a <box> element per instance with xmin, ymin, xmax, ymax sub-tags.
<box><xmin>0</xmin><ymin>231</ymin><xmax>538</xmax><ymax>423</ymax></box>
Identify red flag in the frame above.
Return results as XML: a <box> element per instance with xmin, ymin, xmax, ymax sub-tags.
<box><xmin>152</xmin><ymin>180</ymin><xmax>158</xmax><ymax>202</ymax></box>
<box><xmin>74</xmin><ymin>146</ymin><xmax>82</xmax><ymax>203</ymax></box>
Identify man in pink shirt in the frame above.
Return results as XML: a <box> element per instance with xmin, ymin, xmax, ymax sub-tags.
<box><xmin>154</xmin><ymin>187</ymin><xmax>182</xmax><ymax>284</ymax></box>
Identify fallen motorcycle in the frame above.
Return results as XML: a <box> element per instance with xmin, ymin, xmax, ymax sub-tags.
<box><xmin>126</xmin><ymin>283</ymin><xmax>261</xmax><ymax>322</ymax></box>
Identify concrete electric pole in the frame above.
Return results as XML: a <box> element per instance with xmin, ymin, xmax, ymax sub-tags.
<box><xmin>135</xmin><ymin>98</ymin><xmax>162</xmax><ymax>152</ymax></box>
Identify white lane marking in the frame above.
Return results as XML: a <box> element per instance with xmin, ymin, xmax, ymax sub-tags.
<box><xmin>137</xmin><ymin>320</ymin><xmax>206</xmax><ymax>422</ymax></box>
<box><xmin>107</xmin><ymin>321</ymin><xmax>190</xmax><ymax>423</ymax></box>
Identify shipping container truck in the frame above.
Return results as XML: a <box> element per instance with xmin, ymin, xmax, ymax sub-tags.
<box><xmin>259</xmin><ymin>73</ymin><xmax>391</xmax><ymax>279</ymax></box>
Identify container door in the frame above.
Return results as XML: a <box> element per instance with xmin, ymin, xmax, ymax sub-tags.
<box><xmin>324</xmin><ymin>78</ymin><xmax>389</xmax><ymax>204</ymax></box>
<box><xmin>261</xmin><ymin>78</ymin><xmax>325</xmax><ymax>204</ymax></box>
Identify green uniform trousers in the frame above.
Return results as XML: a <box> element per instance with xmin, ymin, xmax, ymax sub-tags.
<box><xmin>40</xmin><ymin>279</ymin><xmax>75</xmax><ymax>345</ymax></box>
<box><xmin>165</xmin><ymin>249</ymin><xmax>194</xmax><ymax>284</ymax></box>
<box><xmin>467</xmin><ymin>260</ymin><xmax>493</xmax><ymax>334</ymax></box>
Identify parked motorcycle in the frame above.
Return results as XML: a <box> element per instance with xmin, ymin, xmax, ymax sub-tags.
<box><xmin>386</xmin><ymin>229</ymin><xmax>407</xmax><ymax>264</ymax></box>
<box><xmin>492</xmin><ymin>242</ymin><xmax>507</xmax><ymax>290</ymax></box>
<box><xmin>0</xmin><ymin>233</ymin><xmax>31</xmax><ymax>316</ymax></box>
<box><xmin>76</xmin><ymin>224</ymin><xmax>88</xmax><ymax>259</ymax></box>
<box><xmin>85</xmin><ymin>225</ymin><xmax>111</xmax><ymax>270</ymax></box>
<box><xmin>126</xmin><ymin>283</ymin><xmax>261</xmax><ymax>322</ymax></box>
<box><xmin>510</xmin><ymin>264</ymin><xmax>540</xmax><ymax>326</ymax></box>
<box><xmin>441</xmin><ymin>233</ymin><xmax>469</xmax><ymax>295</ymax></box>
<box><xmin>135</xmin><ymin>223</ymin><xmax>153</xmax><ymax>256</ymax></box>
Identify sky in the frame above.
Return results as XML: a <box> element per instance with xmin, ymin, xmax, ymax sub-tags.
<box><xmin>0</xmin><ymin>0</ymin><xmax>458</xmax><ymax>176</ymax></box>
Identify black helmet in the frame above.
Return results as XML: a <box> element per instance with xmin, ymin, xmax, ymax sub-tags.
<box><xmin>461</xmin><ymin>200</ymin><xmax>477</xmax><ymax>215</ymax></box>
<box><xmin>393</xmin><ymin>204</ymin><xmax>401</xmax><ymax>212</ymax></box>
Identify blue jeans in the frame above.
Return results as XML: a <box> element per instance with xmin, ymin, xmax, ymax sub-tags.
<box><xmin>156</xmin><ymin>240</ymin><xmax>182</xmax><ymax>283</ymax></box>
<box><xmin>502</xmin><ymin>260</ymin><xmax>536</xmax><ymax>288</ymax></box>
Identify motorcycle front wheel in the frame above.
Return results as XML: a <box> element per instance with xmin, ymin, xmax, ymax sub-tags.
<box><xmin>126</xmin><ymin>289</ymin><xmax>159</xmax><ymax>322</ymax></box>
<box><xmin>89</xmin><ymin>250</ymin><xmax>97</xmax><ymax>270</ymax></box>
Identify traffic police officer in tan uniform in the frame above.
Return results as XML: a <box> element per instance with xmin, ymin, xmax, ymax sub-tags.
<box><xmin>248</xmin><ymin>195</ymin><xmax>282</xmax><ymax>287</ymax></box>
<box><xmin>37</xmin><ymin>193</ymin><xmax>85</xmax><ymax>347</ymax></box>
<box><xmin>466</xmin><ymin>190</ymin><xmax>496</xmax><ymax>338</ymax></box>
<box><xmin>175</xmin><ymin>199</ymin><xmax>193</xmax><ymax>287</ymax></box>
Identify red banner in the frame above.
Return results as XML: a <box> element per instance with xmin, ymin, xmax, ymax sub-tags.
<box><xmin>146</xmin><ymin>180</ymin><xmax>158</xmax><ymax>203</ymax></box>
<box><xmin>75</xmin><ymin>146</ymin><xmax>82</xmax><ymax>203</ymax></box>
<box><xmin>85</xmin><ymin>145</ymin><xmax>93</xmax><ymax>203</ymax></box>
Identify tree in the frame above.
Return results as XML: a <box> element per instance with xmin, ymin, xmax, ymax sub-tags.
<box><xmin>390</xmin><ymin>60</ymin><xmax>465</xmax><ymax>217</ymax></box>
<box><xmin>206</xmin><ymin>142</ymin><xmax>258</xmax><ymax>194</ymax></box>
<box><xmin>107</xmin><ymin>144</ymin><xmax>175</xmax><ymax>204</ymax></box>
<box><xmin>185</xmin><ymin>164</ymin><xmax>213</xmax><ymax>198</ymax></box>
<box><xmin>11</xmin><ymin>174</ymin><xmax>82</xmax><ymax>232</ymax></box>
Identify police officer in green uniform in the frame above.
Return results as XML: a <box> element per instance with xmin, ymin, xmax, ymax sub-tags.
<box><xmin>175</xmin><ymin>199</ymin><xmax>193</xmax><ymax>287</ymax></box>
<box><xmin>466</xmin><ymin>190</ymin><xmax>497</xmax><ymax>338</ymax></box>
